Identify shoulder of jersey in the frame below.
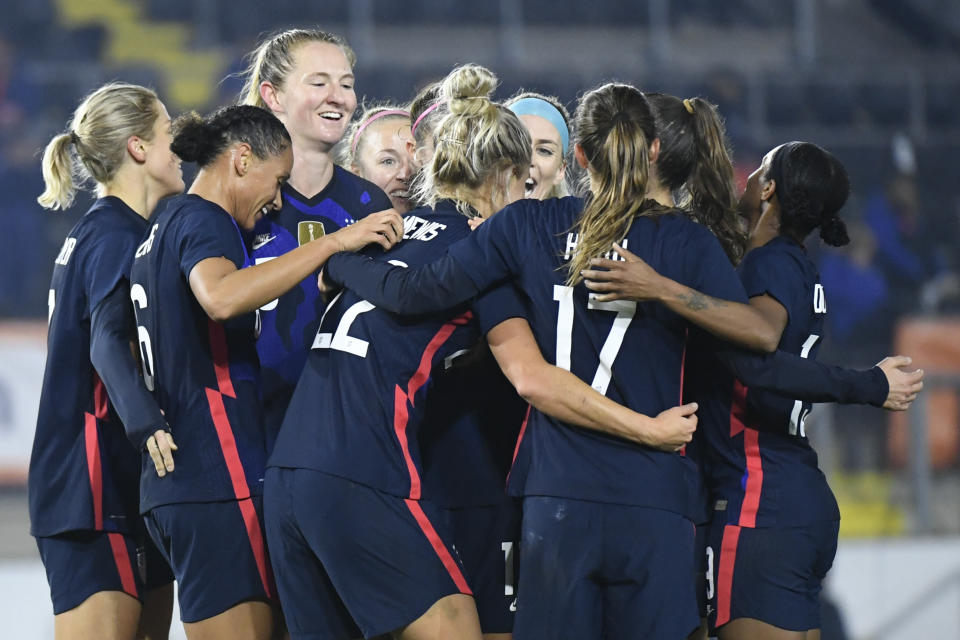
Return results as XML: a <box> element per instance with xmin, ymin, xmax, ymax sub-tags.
<box><xmin>333</xmin><ymin>165</ymin><xmax>389</xmax><ymax>202</ymax></box>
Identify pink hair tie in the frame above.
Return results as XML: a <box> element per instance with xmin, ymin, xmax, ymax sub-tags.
<box><xmin>351</xmin><ymin>109</ymin><xmax>410</xmax><ymax>155</ymax></box>
<box><xmin>410</xmin><ymin>101</ymin><xmax>443</xmax><ymax>139</ymax></box>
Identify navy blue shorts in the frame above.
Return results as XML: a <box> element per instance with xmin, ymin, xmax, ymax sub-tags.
<box><xmin>443</xmin><ymin>497</ymin><xmax>521</xmax><ymax>634</ymax></box>
<box><xmin>514</xmin><ymin>496</ymin><xmax>699</xmax><ymax>640</ymax></box>
<box><xmin>695</xmin><ymin>523</ymin><xmax>710</xmax><ymax>619</ymax></box>
<box><xmin>708</xmin><ymin>520</ymin><xmax>840</xmax><ymax>632</ymax></box>
<box><xmin>264</xmin><ymin>467</ymin><xmax>472</xmax><ymax>639</ymax></box>
<box><xmin>144</xmin><ymin>497</ymin><xmax>273</xmax><ymax>622</ymax></box>
<box><xmin>36</xmin><ymin>526</ymin><xmax>173</xmax><ymax>615</ymax></box>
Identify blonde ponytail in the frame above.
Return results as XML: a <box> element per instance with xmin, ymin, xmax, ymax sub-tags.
<box><xmin>37</xmin><ymin>133</ymin><xmax>78</xmax><ymax>210</ymax></box>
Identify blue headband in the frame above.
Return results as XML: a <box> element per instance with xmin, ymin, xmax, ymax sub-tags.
<box><xmin>508</xmin><ymin>97</ymin><xmax>570</xmax><ymax>153</ymax></box>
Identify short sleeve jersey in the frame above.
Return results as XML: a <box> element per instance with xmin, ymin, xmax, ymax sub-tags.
<box><xmin>703</xmin><ymin>236</ymin><xmax>839</xmax><ymax>527</ymax></box>
<box><xmin>130</xmin><ymin>194</ymin><xmax>265</xmax><ymax>512</ymax></box>
<box><xmin>29</xmin><ymin>197</ymin><xmax>146</xmax><ymax>536</ymax></box>
<box><xmin>250</xmin><ymin>167</ymin><xmax>391</xmax><ymax>443</ymax></box>
<box><xmin>268</xmin><ymin>202</ymin><xmax>524</xmax><ymax>501</ymax></box>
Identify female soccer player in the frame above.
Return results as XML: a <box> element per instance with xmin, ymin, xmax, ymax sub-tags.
<box><xmin>341</xmin><ymin>105</ymin><xmax>415</xmax><ymax>213</ymax></box>
<box><xmin>580</xmin><ymin>94</ymin><xmax>923</xmax><ymax>640</ymax></box>
<box><xmin>322</xmin><ymin>84</ymin><xmax>920</xmax><ymax>639</ymax></box>
<box><xmin>239</xmin><ymin>28</ymin><xmax>397</xmax><ymax>450</ymax></box>
<box><xmin>505</xmin><ymin>91</ymin><xmax>571</xmax><ymax>199</ymax></box>
<box><xmin>29</xmin><ymin>82</ymin><xmax>181</xmax><ymax>640</ymax></box>
<box><xmin>128</xmin><ymin>105</ymin><xmax>401</xmax><ymax>640</ymax></box>
<box><xmin>266</xmin><ymin>67</ymin><xmax>696</xmax><ymax>640</ymax></box>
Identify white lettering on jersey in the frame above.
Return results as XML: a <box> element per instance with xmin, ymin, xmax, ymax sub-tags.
<box><xmin>135</xmin><ymin>224</ymin><xmax>158</xmax><ymax>258</ymax></box>
<box><xmin>813</xmin><ymin>283</ymin><xmax>827</xmax><ymax>314</ymax></box>
<box><xmin>562</xmin><ymin>233</ymin><xmax>629</xmax><ymax>262</ymax></box>
<box><xmin>403</xmin><ymin>216</ymin><xmax>447</xmax><ymax>242</ymax></box>
<box><xmin>252</xmin><ymin>233</ymin><xmax>277</xmax><ymax>250</ymax></box>
<box><xmin>54</xmin><ymin>237</ymin><xmax>77</xmax><ymax>266</ymax></box>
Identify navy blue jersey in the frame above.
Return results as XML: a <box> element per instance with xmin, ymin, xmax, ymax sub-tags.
<box><xmin>704</xmin><ymin>236</ymin><xmax>839</xmax><ymax>527</ymax></box>
<box><xmin>419</xmin><ymin>345</ymin><xmax>527</xmax><ymax>508</ymax></box>
<box><xmin>268</xmin><ymin>201</ymin><xmax>524</xmax><ymax>501</ymax></box>
<box><xmin>29</xmin><ymin>197</ymin><xmax>145</xmax><ymax>536</ymax></box>
<box><xmin>130</xmin><ymin>194</ymin><xmax>265</xmax><ymax>512</ymax></box>
<box><xmin>251</xmin><ymin>168</ymin><xmax>391</xmax><ymax>445</ymax></box>
<box><xmin>325</xmin><ymin>197</ymin><xmax>747</xmax><ymax>518</ymax></box>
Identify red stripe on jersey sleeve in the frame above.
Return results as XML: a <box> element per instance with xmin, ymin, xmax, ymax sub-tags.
<box><xmin>84</xmin><ymin>413</ymin><xmax>103</xmax><ymax>529</ymax></box>
<box><xmin>404</xmin><ymin>498</ymin><xmax>472</xmax><ymax>595</ymax></box>
<box><xmin>93</xmin><ymin>373</ymin><xmax>109</xmax><ymax>420</ymax></box>
<box><xmin>506</xmin><ymin>404</ymin><xmax>533</xmax><ymax>486</ymax></box>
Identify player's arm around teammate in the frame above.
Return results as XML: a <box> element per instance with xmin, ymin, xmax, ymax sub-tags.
<box><xmin>128</xmin><ymin>105</ymin><xmax>399</xmax><ymax>640</ymax></box>
<box><xmin>30</xmin><ymin>83</ymin><xmax>184</xmax><ymax>640</ymax></box>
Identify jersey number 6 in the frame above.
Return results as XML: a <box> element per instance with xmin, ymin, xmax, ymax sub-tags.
<box><xmin>129</xmin><ymin>284</ymin><xmax>156</xmax><ymax>391</ymax></box>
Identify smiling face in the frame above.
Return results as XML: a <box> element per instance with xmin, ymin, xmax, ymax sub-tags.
<box><xmin>271</xmin><ymin>41</ymin><xmax>357</xmax><ymax>149</ymax></box>
<box><xmin>352</xmin><ymin>116</ymin><xmax>415</xmax><ymax>213</ymax></box>
<box><xmin>143</xmin><ymin>101</ymin><xmax>184</xmax><ymax>197</ymax></box>
<box><xmin>236</xmin><ymin>145</ymin><xmax>294</xmax><ymax>230</ymax></box>
<box><xmin>518</xmin><ymin>114</ymin><xmax>566</xmax><ymax>199</ymax></box>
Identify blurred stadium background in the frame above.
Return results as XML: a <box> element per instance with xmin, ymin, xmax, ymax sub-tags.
<box><xmin>0</xmin><ymin>0</ymin><xmax>958</xmax><ymax>637</ymax></box>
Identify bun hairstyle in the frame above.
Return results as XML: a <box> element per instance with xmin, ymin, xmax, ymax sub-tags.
<box><xmin>171</xmin><ymin>105</ymin><xmax>291</xmax><ymax>168</ymax></box>
<box><xmin>38</xmin><ymin>83</ymin><xmax>160</xmax><ymax>210</ymax></box>
<box><xmin>645</xmin><ymin>93</ymin><xmax>747</xmax><ymax>264</ymax></box>
<box><xmin>567</xmin><ymin>83</ymin><xmax>659</xmax><ymax>285</ymax></box>
<box><xmin>765</xmin><ymin>141</ymin><xmax>850</xmax><ymax>247</ymax></box>
<box><xmin>240</xmin><ymin>28</ymin><xmax>356</xmax><ymax>109</ymax></box>
<box><xmin>419</xmin><ymin>64</ymin><xmax>531</xmax><ymax>214</ymax></box>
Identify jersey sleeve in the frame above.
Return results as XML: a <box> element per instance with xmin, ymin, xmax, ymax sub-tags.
<box><xmin>471</xmin><ymin>283</ymin><xmax>528</xmax><ymax>335</ymax></box>
<box><xmin>324</xmin><ymin>205</ymin><xmax>529</xmax><ymax>315</ymax></box>
<box><xmin>738</xmin><ymin>245</ymin><xmax>802</xmax><ymax>310</ymax></box>
<box><xmin>678</xmin><ymin>224</ymin><xmax>749</xmax><ymax>303</ymax></box>
<box><xmin>362</xmin><ymin>183</ymin><xmax>393</xmax><ymax>214</ymax></box>
<box><xmin>176</xmin><ymin>210</ymin><xmax>246</xmax><ymax>279</ymax></box>
<box><xmin>715</xmin><ymin>342</ymin><xmax>889</xmax><ymax>418</ymax></box>
<box><xmin>83</xmin><ymin>230</ymin><xmax>140</xmax><ymax>315</ymax></box>
<box><xmin>89</xmin><ymin>282</ymin><xmax>168</xmax><ymax>448</ymax></box>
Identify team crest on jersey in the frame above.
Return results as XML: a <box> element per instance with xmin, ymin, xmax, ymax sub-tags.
<box><xmin>298</xmin><ymin>221</ymin><xmax>326</xmax><ymax>245</ymax></box>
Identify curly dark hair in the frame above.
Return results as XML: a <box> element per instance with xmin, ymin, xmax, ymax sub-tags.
<box><xmin>171</xmin><ymin>105</ymin><xmax>291</xmax><ymax>168</ymax></box>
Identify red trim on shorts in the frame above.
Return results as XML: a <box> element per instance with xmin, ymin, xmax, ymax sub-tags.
<box><xmin>84</xmin><ymin>413</ymin><xmax>103</xmax><ymax>529</ymax></box>
<box><xmin>393</xmin><ymin>384</ymin><xmax>421</xmax><ymax>500</ymax></box>
<box><xmin>207</xmin><ymin>320</ymin><xmax>236</xmax><ymax>398</ymax></box>
<box><xmin>107</xmin><ymin>533</ymin><xmax>139</xmax><ymax>598</ymax></box>
<box><xmin>205</xmin><ymin>388</ymin><xmax>272</xmax><ymax>597</ymax></box>
<box><xmin>716</xmin><ymin>524</ymin><xmax>741</xmax><ymax>627</ymax></box>
<box><xmin>404</xmin><ymin>498</ymin><xmax>472</xmax><ymax>595</ymax></box>
<box><xmin>237</xmin><ymin>497</ymin><xmax>273</xmax><ymax>598</ymax></box>
<box><xmin>93</xmin><ymin>373</ymin><xmax>109</xmax><ymax>420</ymax></box>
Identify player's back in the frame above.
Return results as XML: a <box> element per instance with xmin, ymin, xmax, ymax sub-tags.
<box><xmin>704</xmin><ymin>236</ymin><xmax>837</xmax><ymax>528</ymax></box>
<box><xmin>130</xmin><ymin>194</ymin><xmax>264</xmax><ymax>512</ymax></box>
<box><xmin>459</xmin><ymin>197</ymin><xmax>746</xmax><ymax>517</ymax></box>
<box><xmin>29</xmin><ymin>197</ymin><xmax>146</xmax><ymax>536</ymax></box>
<box><xmin>270</xmin><ymin>201</ymin><xmax>517</xmax><ymax>501</ymax></box>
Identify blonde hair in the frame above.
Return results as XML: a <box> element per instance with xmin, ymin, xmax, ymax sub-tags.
<box><xmin>419</xmin><ymin>64</ymin><xmax>531</xmax><ymax>215</ymax></box>
<box><xmin>240</xmin><ymin>28</ymin><xmax>356</xmax><ymax>109</ymax></box>
<box><xmin>505</xmin><ymin>90</ymin><xmax>572</xmax><ymax>199</ymax></box>
<box><xmin>38</xmin><ymin>83</ymin><xmax>160</xmax><ymax>210</ymax></box>
<box><xmin>567</xmin><ymin>83</ymin><xmax>658</xmax><ymax>285</ymax></box>
<box><xmin>338</xmin><ymin>103</ymin><xmax>410</xmax><ymax>168</ymax></box>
